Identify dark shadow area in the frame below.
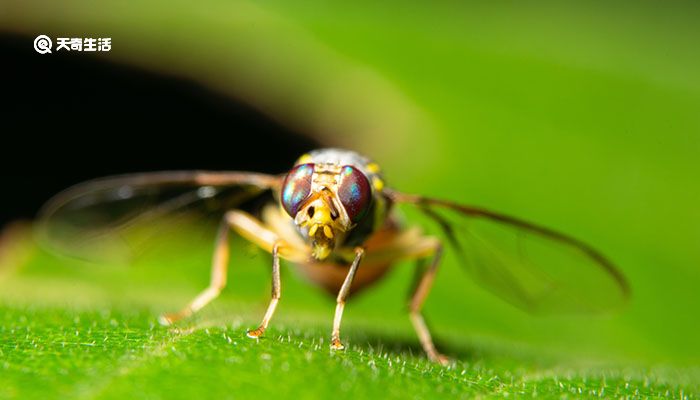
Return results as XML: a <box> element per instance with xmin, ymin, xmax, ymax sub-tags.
<box><xmin>1</xmin><ymin>33</ymin><xmax>321</xmax><ymax>227</ymax></box>
<box><xmin>346</xmin><ymin>325</ymin><xmax>482</xmax><ymax>363</ymax></box>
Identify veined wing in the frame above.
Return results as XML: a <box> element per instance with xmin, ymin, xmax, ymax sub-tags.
<box><xmin>388</xmin><ymin>190</ymin><xmax>629</xmax><ymax>314</ymax></box>
<box><xmin>37</xmin><ymin>171</ymin><xmax>281</xmax><ymax>262</ymax></box>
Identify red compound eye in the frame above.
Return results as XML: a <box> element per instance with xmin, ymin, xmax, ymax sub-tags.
<box><xmin>338</xmin><ymin>165</ymin><xmax>372</xmax><ymax>223</ymax></box>
<box><xmin>281</xmin><ymin>163</ymin><xmax>314</xmax><ymax>217</ymax></box>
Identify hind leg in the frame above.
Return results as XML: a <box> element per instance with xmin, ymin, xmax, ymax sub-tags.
<box><xmin>359</xmin><ymin>228</ymin><xmax>448</xmax><ymax>364</ymax></box>
<box><xmin>407</xmin><ymin>243</ymin><xmax>449</xmax><ymax>365</ymax></box>
<box><xmin>158</xmin><ymin>212</ymin><xmax>238</xmax><ymax>325</ymax></box>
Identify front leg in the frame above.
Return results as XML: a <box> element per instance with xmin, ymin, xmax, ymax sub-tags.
<box><xmin>246</xmin><ymin>241</ymin><xmax>283</xmax><ymax>338</ymax></box>
<box><xmin>330</xmin><ymin>247</ymin><xmax>365</xmax><ymax>350</ymax></box>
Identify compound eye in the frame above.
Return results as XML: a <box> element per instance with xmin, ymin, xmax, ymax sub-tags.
<box><xmin>281</xmin><ymin>163</ymin><xmax>314</xmax><ymax>217</ymax></box>
<box><xmin>338</xmin><ymin>165</ymin><xmax>372</xmax><ymax>223</ymax></box>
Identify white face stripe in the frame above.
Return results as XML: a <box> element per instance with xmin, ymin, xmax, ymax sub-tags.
<box><xmin>310</xmin><ymin>163</ymin><xmax>341</xmax><ymax>192</ymax></box>
<box><xmin>305</xmin><ymin>166</ymin><xmax>351</xmax><ymax>230</ymax></box>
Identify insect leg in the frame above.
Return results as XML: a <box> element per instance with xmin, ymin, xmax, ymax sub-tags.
<box><xmin>330</xmin><ymin>247</ymin><xmax>365</xmax><ymax>350</ymax></box>
<box><xmin>246</xmin><ymin>241</ymin><xmax>283</xmax><ymax>338</ymax></box>
<box><xmin>158</xmin><ymin>216</ymin><xmax>233</xmax><ymax>325</ymax></box>
<box><xmin>159</xmin><ymin>210</ymin><xmax>289</xmax><ymax>326</ymax></box>
<box><xmin>358</xmin><ymin>228</ymin><xmax>447</xmax><ymax>364</ymax></box>
<box><xmin>408</xmin><ymin>243</ymin><xmax>449</xmax><ymax>365</ymax></box>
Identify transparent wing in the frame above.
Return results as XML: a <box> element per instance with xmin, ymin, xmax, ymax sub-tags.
<box><xmin>36</xmin><ymin>171</ymin><xmax>281</xmax><ymax>262</ymax></box>
<box><xmin>388</xmin><ymin>190</ymin><xmax>629</xmax><ymax>314</ymax></box>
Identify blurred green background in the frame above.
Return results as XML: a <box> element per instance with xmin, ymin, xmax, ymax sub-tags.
<box><xmin>1</xmin><ymin>0</ymin><xmax>699</xmax><ymax>398</ymax></box>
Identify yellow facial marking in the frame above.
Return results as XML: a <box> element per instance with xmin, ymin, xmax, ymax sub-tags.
<box><xmin>323</xmin><ymin>225</ymin><xmax>334</xmax><ymax>239</ymax></box>
<box><xmin>313</xmin><ymin>204</ymin><xmax>333</xmax><ymax>226</ymax></box>
<box><xmin>366</xmin><ymin>162</ymin><xmax>380</xmax><ymax>174</ymax></box>
<box><xmin>297</xmin><ymin>154</ymin><xmax>312</xmax><ymax>164</ymax></box>
<box><xmin>308</xmin><ymin>224</ymin><xmax>318</xmax><ymax>236</ymax></box>
<box><xmin>372</xmin><ymin>176</ymin><xmax>384</xmax><ymax>191</ymax></box>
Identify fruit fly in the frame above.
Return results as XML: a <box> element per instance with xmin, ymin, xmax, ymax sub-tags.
<box><xmin>38</xmin><ymin>148</ymin><xmax>629</xmax><ymax>364</ymax></box>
